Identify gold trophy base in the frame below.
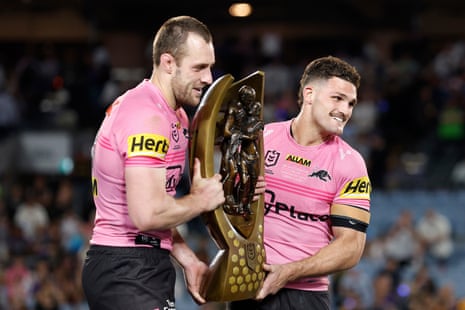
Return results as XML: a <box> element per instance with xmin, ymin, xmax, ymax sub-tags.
<box><xmin>200</xmin><ymin>211</ymin><xmax>265</xmax><ymax>301</ymax></box>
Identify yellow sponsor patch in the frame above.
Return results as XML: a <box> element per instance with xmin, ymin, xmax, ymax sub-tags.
<box><xmin>339</xmin><ymin>176</ymin><xmax>371</xmax><ymax>200</ymax></box>
<box><xmin>92</xmin><ymin>177</ymin><xmax>97</xmax><ymax>197</ymax></box>
<box><xmin>285</xmin><ymin>154</ymin><xmax>312</xmax><ymax>167</ymax></box>
<box><xmin>127</xmin><ymin>133</ymin><xmax>169</xmax><ymax>158</ymax></box>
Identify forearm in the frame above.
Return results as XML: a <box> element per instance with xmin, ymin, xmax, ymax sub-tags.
<box><xmin>286</xmin><ymin>231</ymin><xmax>365</xmax><ymax>281</ymax></box>
<box><xmin>134</xmin><ymin>193</ymin><xmax>210</xmax><ymax>231</ymax></box>
<box><xmin>171</xmin><ymin>228</ymin><xmax>201</xmax><ymax>268</ymax></box>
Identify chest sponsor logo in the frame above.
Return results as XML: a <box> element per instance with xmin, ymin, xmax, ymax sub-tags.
<box><xmin>264</xmin><ymin>190</ymin><xmax>330</xmax><ymax>222</ymax></box>
<box><xmin>339</xmin><ymin>176</ymin><xmax>371</xmax><ymax>199</ymax></box>
<box><xmin>265</xmin><ymin>150</ymin><xmax>280</xmax><ymax>167</ymax></box>
<box><xmin>286</xmin><ymin>154</ymin><xmax>312</xmax><ymax>167</ymax></box>
<box><xmin>127</xmin><ymin>133</ymin><xmax>169</xmax><ymax>158</ymax></box>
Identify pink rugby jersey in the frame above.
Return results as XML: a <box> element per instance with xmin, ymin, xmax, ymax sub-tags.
<box><xmin>263</xmin><ymin>120</ymin><xmax>371</xmax><ymax>291</ymax></box>
<box><xmin>90</xmin><ymin>79</ymin><xmax>189</xmax><ymax>251</ymax></box>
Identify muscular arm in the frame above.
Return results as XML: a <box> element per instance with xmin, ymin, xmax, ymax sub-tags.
<box><xmin>257</xmin><ymin>222</ymin><xmax>366</xmax><ymax>299</ymax></box>
<box><xmin>126</xmin><ymin>158</ymin><xmax>224</xmax><ymax>231</ymax></box>
<box><xmin>288</xmin><ymin>226</ymin><xmax>365</xmax><ymax>277</ymax></box>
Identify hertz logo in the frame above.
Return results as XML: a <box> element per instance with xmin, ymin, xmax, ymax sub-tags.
<box><xmin>285</xmin><ymin>154</ymin><xmax>311</xmax><ymax>167</ymax></box>
<box><xmin>339</xmin><ymin>176</ymin><xmax>371</xmax><ymax>200</ymax></box>
<box><xmin>127</xmin><ymin>134</ymin><xmax>169</xmax><ymax>158</ymax></box>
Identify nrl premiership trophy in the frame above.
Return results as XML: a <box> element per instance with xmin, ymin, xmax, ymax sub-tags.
<box><xmin>189</xmin><ymin>71</ymin><xmax>266</xmax><ymax>302</ymax></box>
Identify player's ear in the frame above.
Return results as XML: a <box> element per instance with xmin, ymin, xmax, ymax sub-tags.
<box><xmin>160</xmin><ymin>53</ymin><xmax>174</xmax><ymax>74</ymax></box>
<box><xmin>303</xmin><ymin>86</ymin><xmax>313</xmax><ymax>104</ymax></box>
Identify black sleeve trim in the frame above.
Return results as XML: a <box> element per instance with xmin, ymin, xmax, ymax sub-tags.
<box><xmin>330</xmin><ymin>215</ymin><xmax>368</xmax><ymax>233</ymax></box>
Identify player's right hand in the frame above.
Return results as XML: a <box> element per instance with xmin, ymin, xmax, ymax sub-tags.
<box><xmin>190</xmin><ymin>157</ymin><xmax>225</xmax><ymax>212</ymax></box>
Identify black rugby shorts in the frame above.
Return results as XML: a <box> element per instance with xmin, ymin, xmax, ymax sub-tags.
<box><xmin>82</xmin><ymin>245</ymin><xmax>176</xmax><ymax>310</ymax></box>
<box><xmin>228</xmin><ymin>288</ymin><xmax>330</xmax><ymax>310</ymax></box>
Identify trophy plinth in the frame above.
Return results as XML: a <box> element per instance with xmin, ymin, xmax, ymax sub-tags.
<box><xmin>189</xmin><ymin>71</ymin><xmax>266</xmax><ymax>302</ymax></box>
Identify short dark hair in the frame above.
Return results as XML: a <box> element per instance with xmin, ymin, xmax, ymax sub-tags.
<box><xmin>297</xmin><ymin>56</ymin><xmax>361</xmax><ymax>106</ymax></box>
<box><xmin>152</xmin><ymin>16</ymin><xmax>213</xmax><ymax>66</ymax></box>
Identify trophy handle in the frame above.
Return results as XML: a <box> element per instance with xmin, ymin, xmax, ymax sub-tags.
<box><xmin>189</xmin><ymin>71</ymin><xmax>266</xmax><ymax>302</ymax></box>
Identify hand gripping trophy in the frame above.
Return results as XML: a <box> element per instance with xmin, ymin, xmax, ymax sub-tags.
<box><xmin>189</xmin><ymin>71</ymin><xmax>266</xmax><ymax>302</ymax></box>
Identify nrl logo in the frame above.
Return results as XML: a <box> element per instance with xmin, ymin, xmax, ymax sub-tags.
<box><xmin>171</xmin><ymin>122</ymin><xmax>179</xmax><ymax>142</ymax></box>
<box><xmin>264</xmin><ymin>150</ymin><xmax>280</xmax><ymax>167</ymax></box>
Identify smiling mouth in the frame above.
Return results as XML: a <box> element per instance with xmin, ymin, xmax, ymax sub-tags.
<box><xmin>332</xmin><ymin>116</ymin><xmax>344</xmax><ymax>122</ymax></box>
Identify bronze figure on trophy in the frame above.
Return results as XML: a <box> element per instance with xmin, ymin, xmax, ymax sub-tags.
<box><xmin>221</xmin><ymin>85</ymin><xmax>264</xmax><ymax>217</ymax></box>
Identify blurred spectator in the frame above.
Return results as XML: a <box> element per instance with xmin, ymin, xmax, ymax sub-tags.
<box><xmin>4</xmin><ymin>255</ymin><xmax>34</xmax><ymax>309</ymax></box>
<box><xmin>336</xmin><ymin>267</ymin><xmax>373</xmax><ymax>308</ymax></box>
<box><xmin>6</xmin><ymin>222</ymin><xmax>29</xmax><ymax>258</ymax></box>
<box><xmin>451</xmin><ymin>159</ymin><xmax>465</xmax><ymax>187</ymax></box>
<box><xmin>369</xmin><ymin>269</ymin><xmax>400</xmax><ymax>310</ymax></box>
<box><xmin>32</xmin><ymin>220</ymin><xmax>61</xmax><ymax>268</ymax></box>
<box><xmin>433</xmin><ymin>41</ymin><xmax>465</xmax><ymax>79</ymax></box>
<box><xmin>415</xmin><ymin>208</ymin><xmax>454</xmax><ymax>265</ymax></box>
<box><xmin>32</xmin><ymin>259</ymin><xmax>66</xmax><ymax>310</ymax></box>
<box><xmin>54</xmin><ymin>254</ymin><xmax>87</xmax><ymax>309</ymax></box>
<box><xmin>409</xmin><ymin>264</ymin><xmax>437</xmax><ymax>296</ymax></box>
<box><xmin>13</xmin><ymin>187</ymin><xmax>50</xmax><ymax>243</ymax></box>
<box><xmin>60</xmin><ymin>210</ymin><xmax>84</xmax><ymax>255</ymax></box>
<box><xmin>383</xmin><ymin>210</ymin><xmax>423</xmax><ymax>268</ymax></box>
<box><xmin>408</xmin><ymin>278</ymin><xmax>458</xmax><ymax>310</ymax></box>
<box><xmin>436</xmin><ymin>95</ymin><xmax>465</xmax><ymax>145</ymax></box>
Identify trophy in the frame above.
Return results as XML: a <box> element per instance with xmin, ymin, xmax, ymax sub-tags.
<box><xmin>189</xmin><ymin>71</ymin><xmax>266</xmax><ymax>302</ymax></box>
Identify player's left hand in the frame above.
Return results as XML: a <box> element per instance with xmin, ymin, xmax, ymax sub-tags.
<box><xmin>255</xmin><ymin>263</ymin><xmax>289</xmax><ymax>300</ymax></box>
<box><xmin>184</xmin><ymin>258</ymin><xmax>210</xmax><ymax>304</ymax></box>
